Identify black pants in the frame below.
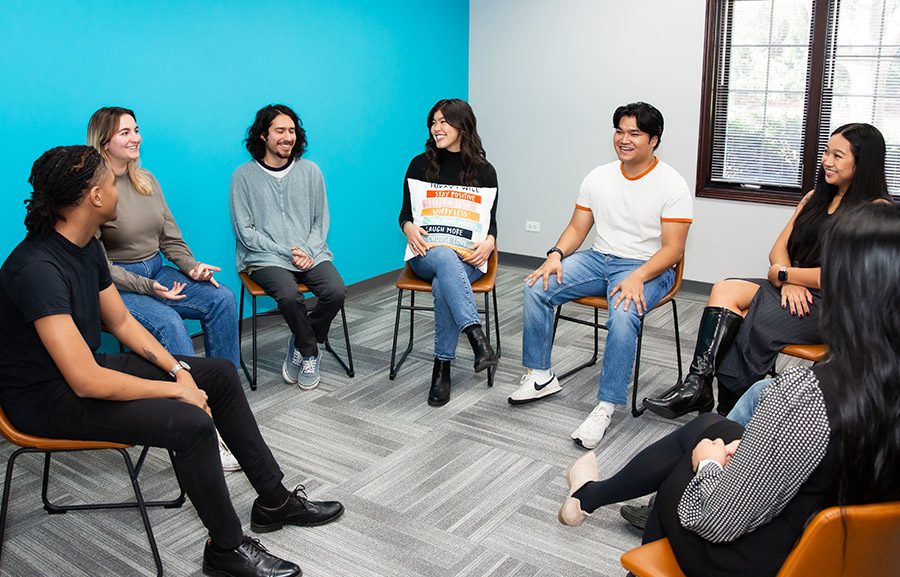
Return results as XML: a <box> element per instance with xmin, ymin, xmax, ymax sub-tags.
<box><xmin>250</xmin><ymin>261</ymin><xmax>346</xmax><ymax>357</ymax></box>
<box><xmin>572</xmin><ymin>413</ymin><xmax>744</xmax><ymax>543</ymax></box>
<box><xmin>42</xmin><ymin>354</ymin><xmax>283</xmax><ymax>549</ymax></box>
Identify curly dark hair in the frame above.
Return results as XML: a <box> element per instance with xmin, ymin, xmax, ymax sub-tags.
<box><xmin>245</xmin><ymin>104</ymin><xmax>307</xmax><ymax>161</ymax></box>
<box><xmin>424</xmin><ymin>99</ymin><xmax>488</xmax><ymax>185</ymax></box>
<box><xmin>25</xmin><ymin>145</ymin><xmax>108</xmax><ymax>238</ymax></box>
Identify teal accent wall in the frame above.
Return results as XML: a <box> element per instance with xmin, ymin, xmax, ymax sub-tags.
<box><xmin>0</xmin><ymin>0</ymin><xmax>469</xmax><ymax>316</ymax></box>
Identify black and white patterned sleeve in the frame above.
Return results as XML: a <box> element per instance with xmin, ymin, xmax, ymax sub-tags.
<box><xmin>677</xmin><ymin>367</ymin><xmax>831</xmax><ymax>543</ymax></box>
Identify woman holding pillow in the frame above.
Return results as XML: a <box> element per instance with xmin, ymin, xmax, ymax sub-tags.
<box><xmin>399</xmin><ymin>99</ymin><xmax>499</xmax><ymax>407</ymax></box>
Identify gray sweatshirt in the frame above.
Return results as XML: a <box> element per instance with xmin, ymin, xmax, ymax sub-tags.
<box><xmin>99</xmin><ymin>172</ymin><xmax>199</xmax><ymax>295</ymax></box>
<box><xmin>229</xmin><ymin>159</ymin><xmax>333</xmax><ymax>272</ymax></box>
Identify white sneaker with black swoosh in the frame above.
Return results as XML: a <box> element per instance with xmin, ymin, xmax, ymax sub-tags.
<box><xmin>508</xmin><ymin>370</ymin><xmax>562</xmax><ymax>404</ymax></box>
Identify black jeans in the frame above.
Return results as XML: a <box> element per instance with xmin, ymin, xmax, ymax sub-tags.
<box><xmin>250</xmin><ymin>261</ymin><xmax>346</xmax><ymax>357</ymax></box>
<box><xmin>572</xmin><ymin>413</ymin><xmax>744</xmax><ymax>543</ymax></box>
<box><xmin>43</xmin><ymin>354</ymin><xmax>283</xmax><ymax>549</ymax></box>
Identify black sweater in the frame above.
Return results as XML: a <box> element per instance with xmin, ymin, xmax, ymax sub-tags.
<box><xmin>399</xmin><ymin>150</ymin><xmax>498</xmax><ymax>239</ymax></box>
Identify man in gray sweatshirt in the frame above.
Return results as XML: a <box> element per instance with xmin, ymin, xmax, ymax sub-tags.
<box><xmin>230</xmin><ymin>104</ymin><xmax>345</xmax><ymax>390</ymax></box>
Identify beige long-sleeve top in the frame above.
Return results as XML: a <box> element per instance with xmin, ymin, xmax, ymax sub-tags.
<box><xmin>98</xmin><ymin>172</ymin><xmax>198</xmax><ymax>295</ymax></box>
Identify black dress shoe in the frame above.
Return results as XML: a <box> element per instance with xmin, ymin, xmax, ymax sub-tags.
<box><xmin>203</xmin><ymin>536</ymin><xmax>302</xmax><ymax>577</ymax></box>
<box><xmin>464</xmin><ymin>325</ymin><xmax>498</xmax><ymax>373</ymax></box>
<box><xmin>428</xmin><ymin>358</ymin><xmax>452</xmax><ymax>406</ymax></box>
<box><xmin>620</xmin><ymin>495</ymin><xmax>655</xmax><ymax>530</ymax></box>
<box><xmin>251</xmin><ymin>485</ymin><xmax>344</xmax><ymax>533</ymax></box>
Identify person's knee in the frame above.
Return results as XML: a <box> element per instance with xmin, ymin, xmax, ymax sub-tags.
<box><xmin>709</xmin><ymin>279</ymin><xmax>744</xmax><ymax>303</ymax></box>
<box><xmin>175</xmin><ymin>408</ymin><xmax>218</xmax><ymax>452</ymax></box>
<box><xmin>607</xmin><ymin>300</ymin><xmax>642</xmax><ymax>330</ymax></box>
<box><xmin>196</xmin><ymin>357</ymin><xmax>242</xmax><ymax>400</ymax></box>
<box><xmin>318</xmin><ymin>277</ymin><xmax>346</xmax><ymax>307</ymax></box>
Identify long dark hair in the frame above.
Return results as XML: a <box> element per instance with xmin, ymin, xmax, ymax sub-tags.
<box><xmin>245</xmin><ymin>104</ymin><xmax>307</xmax><ymax>161</ymax></box>
<box><xmin>424</xmin><ymin>99</ymin><xmax>488</xmax><ymax>185</ymax></box>
<box><xmin>24</xmin><ymin>146</ymin><xmax>108</xmax><ymax>238</ymax></box>
<box><xmin>820</xmin><ymin>203</ymin><xmax>900</xmax><ymax>505</ymax></box>
<box><xmin>790</xmin><ymin>123</ymin><xmax>890</xmax><ymax>265</ymax></box>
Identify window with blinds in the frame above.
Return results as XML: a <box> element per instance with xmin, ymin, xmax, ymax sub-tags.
<box><xmin>697</xmin><ymin>0</ymin><xmax>900</xmax><ymax>205</ymax></box>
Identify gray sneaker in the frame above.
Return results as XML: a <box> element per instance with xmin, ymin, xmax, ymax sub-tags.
<box><xmin>297</xmin><ymin>349</ymin><xmax>321</xmax><ymax>390</ymax></box>
<box><xmin>282</xmin><ymin>336</ymin><xmax>302</xmax><ymax>384</ymax></box>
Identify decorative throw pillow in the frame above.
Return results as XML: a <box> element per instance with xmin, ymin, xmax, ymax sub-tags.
<box><xmin>404</xmin><ymin>179</ymin><xmax>497</xmax><ymax>273</ymax></box>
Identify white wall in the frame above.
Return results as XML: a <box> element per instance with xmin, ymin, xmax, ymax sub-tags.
<box><xmin>469</xmin><ymin>0</ymin><xmax>797</xmax><ymax>283</ymax></box>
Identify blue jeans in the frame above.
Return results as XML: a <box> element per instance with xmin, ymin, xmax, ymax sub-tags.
<box><xmin>115</xmin><ymin>253</ymin><xmax>239</xmax><ymax>368</ymax></box>
<box><xmin>522</xmin><ymin>250</ymin><xmax>674</xmax><ymax>405</ymax></box>
<box><xmin>726</xmin><ymin>378</ymin><xmax>771</xmax><ymax>426</ymax></box>
<box><xmin>408</xmin><ymin>246</ymin><xmax>483</xmax><ymax>361</ymax></box>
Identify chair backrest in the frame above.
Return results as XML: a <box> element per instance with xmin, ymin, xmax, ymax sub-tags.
<box><xmin>0</xmin><ymin>405</ymin><xmax>126</xmax><ymax>451</ymax></box>
<box><xmin>620</xmin><ymin>502</ymin><xmax>900</xmax><ymax>577</ymax></box>
<box><xmin>776</xmin><ymin>502</ymin><xmax>900</xmax><ymax>577</ymax></box>
<box><xmin>471</xmin><ymin>247</ymin><xmax>499</xmax><ymax>293</ymax></box>
<box><xmin>655</xmin><ymin>255</ymin><xmax>685</xmax><ymax>308</ymax></box>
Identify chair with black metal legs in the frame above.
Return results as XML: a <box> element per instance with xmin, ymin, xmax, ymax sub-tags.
<box><xmin>237</xmin><ymin>272</ymin><xmax>354</xmax><ymax>391</ymax></box>
<box><xmin>389</xmin><ymin>248</ymin><xmax>501</xmax><ymax>386</ymax></box>
<box><xmin>0</xmin><ymin>406</ymin><xmax>185</xmax><ymax>576</ymax></box>
<box><xmin>551</xmin><ymin>257</ymin><xmax>685</xmax><ymax>417</ymax></box>
<box><xmin>768</xmin><ymin>344</ymin><xmax>828</xmax><ymax>377</ymax></box>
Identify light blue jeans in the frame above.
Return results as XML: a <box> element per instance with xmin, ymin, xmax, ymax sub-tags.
<box><xmin>522</xmin><ymin>250</ymin><xmax>674</xmax><ymax>405</ymax></box>
<box><xmin>408</xmin><ymin>246</ymin><xmax>483</xmax><ymax>361</ymax></box>
<box><xmin>726</xmin><ymin>377</ymin><xmax>771</xmax><ymax>426</ymax></box>
<box><xmin>115</xmin><ymin>252</ymin><xmax>240</xmax><ymax>369</ymax></box>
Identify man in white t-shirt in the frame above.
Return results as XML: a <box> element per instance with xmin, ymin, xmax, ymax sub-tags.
<box><xmin>508</xmin><ymin>102</ymin><xmax>693</xmax><ymax>449</ymax></box>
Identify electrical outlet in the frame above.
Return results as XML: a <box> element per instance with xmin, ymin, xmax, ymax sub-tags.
<box><xmin>525</xmin><ymin>220</ymin><xmax>541</xmax><ymax>233</ymax></box>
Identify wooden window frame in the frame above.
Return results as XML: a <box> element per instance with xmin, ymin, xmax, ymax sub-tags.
<box><xmin>696</xmin><ymin>0</ymin><xmax>834</xmax><ymax>206</ymax></box>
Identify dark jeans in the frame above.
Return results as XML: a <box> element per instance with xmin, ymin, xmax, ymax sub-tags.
<box><xmin>572</xmin><ymin>413</ymin><xmax>743</xmax><ymax>543</ymax></box>
<box><xmin>250</xmin><ymin>261</ymin><xmax>346</xmax><ymax>357</ymax></box>
<box><xmin>43</xmin><ymin>354</ymin><xmax>283</xmax><ymax>549</ymax></box>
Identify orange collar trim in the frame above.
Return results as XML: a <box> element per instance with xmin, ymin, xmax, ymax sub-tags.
<box><xmin>620</xmin><ymin>157</ymin><xmax>659</xmax><ymax>181</ymax></box>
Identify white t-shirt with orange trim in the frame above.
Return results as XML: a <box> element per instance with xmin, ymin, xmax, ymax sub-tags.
<box><xmin>575</xmin><ymin>158</ymin><xmax>692</xmax><ymax>261</ymax></box>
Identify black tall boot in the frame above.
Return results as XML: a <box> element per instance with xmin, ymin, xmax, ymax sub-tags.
<box><xmin>643</xmin><ymin>307</ymin><xmax>743</xmax><ymax>419</ymax></box>
<box><xmin>464</xmin><ymin>324</ymin><xmax>498</xmax><ymax>373</ymax></box>
<box><xmin>428</xmin><ymin>359</ymin><xmax>452</xmax><ymax>407</ymax></box>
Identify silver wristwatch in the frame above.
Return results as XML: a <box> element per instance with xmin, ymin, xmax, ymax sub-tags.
<box><xmin>168</xmin><ymin>360</ymin><xmax>191</xmax><ymax>378</ymax></box>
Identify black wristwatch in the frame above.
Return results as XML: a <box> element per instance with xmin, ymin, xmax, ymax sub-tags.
<box><xmin>168</xmin><ymin>360</ymin><xmax>191</xmax><ymax>378</ymax></box>
<box><xmin>547</xmin><ymin>247</ymin><xmax>565</xmax><ymax>260</ymax></box>
<box><xmin>777</xmin><ymin>266</ymin><xmax>788</xmax><ymax>282</ymax></box>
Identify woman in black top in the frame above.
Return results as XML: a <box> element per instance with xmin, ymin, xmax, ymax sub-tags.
<box><xmin>399</xmin><ymin>99</ymin><xmax>499</xmax><ymax>406</ymax></box>
<box><xmin>558</xmin><ymin>203</ymin><xmax>900</xmax><ymax>577</ymax></box>
<box><xmin>645</xmin><ymin>123</ymin><xmax>893</xmax><ymax>417</ymax></box>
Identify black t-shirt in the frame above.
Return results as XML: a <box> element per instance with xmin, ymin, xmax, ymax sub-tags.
<box><xmin>399</xmin><ymin>150</ymin><xmax>499</xmax><ymax>239</ymax></box>
<box><xmin>0</xmin><ymin>231</ymin><xmax>111</xmax><ymax>433</ymax></box>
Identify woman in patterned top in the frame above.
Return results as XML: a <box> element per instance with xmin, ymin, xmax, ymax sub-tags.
<box><xmin>557</xmin><ymin>203</ymin><xmax>900</xmax><ymax>577</ymax></box>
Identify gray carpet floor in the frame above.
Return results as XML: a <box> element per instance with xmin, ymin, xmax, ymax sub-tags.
<box><xmin>0</xmin><ymin>262</ymin><xmax>811</xmax><ymax>576</ymax></box>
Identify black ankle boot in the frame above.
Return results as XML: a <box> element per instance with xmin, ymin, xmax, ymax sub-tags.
<box><xmin>464</xmin><ymin>324</ymin><xmax>498</xmax><ymax>373</ymax></box>
<box><xmin>428</xmin><ymin>359</ymin><xmax>452</xmax><ymax>407</ymax></box>
<box><xmin>643</xmin><ymin>307</ymin><xmax>743</xmax><ymax>419</ymax></box>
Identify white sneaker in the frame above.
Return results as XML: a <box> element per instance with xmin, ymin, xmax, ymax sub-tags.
<box><xmin>508</xmin><ymin>370</ymin><xmax>562</xmax><ymax>405</ymax></box>
<box><xmin>571</xmin><ymin>404</ymin><xmax>613</xmax><ymax>449</ymax></box>
<box><xmin>219</xmin><ymin>437</ymin><xmax>241</xmax><ymax>472</ymax></box>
